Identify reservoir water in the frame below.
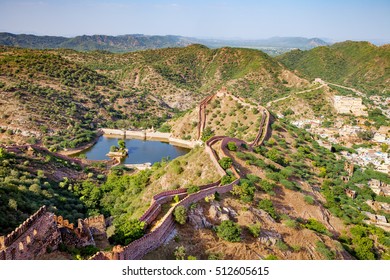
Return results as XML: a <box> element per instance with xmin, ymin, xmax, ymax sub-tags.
<box><xmin>81</xmin><ymin>136</ymin><xmax>190</xmax><ymax>164</ymax></box>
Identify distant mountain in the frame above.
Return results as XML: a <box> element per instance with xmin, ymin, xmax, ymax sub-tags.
<box><xmin>0</xmin><ymin>33</ymin><xmax>328</xmax><ymax>54</ymax></box>
<box><xmin>0</xmin><ymin>33</ymin><xmax>194</xmax><ymax>52</ymax></box>
<box><xmin>197</xmin><ymin>36</ymin><xmax>329</xmax><ymax>50</ymax></box>
<box><xmin>277</xmin><ymin>41</ymin><xmax>390</xmax><ymax>94</ymax></box>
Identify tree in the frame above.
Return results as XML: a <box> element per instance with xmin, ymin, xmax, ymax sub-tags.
<box><xmin>110</xmin><ymin>145</ymin><xmax>118</xmax><ymax>152</ymax></box>
<box><xmin>118</xmin><ymin>139</ymin><xmax>126</xmax><ymax>150</ymax></box>
<box><xmin>259</xmin><ymin>179</ymin><xmax>275</xmax><ymax>193</ymax></box>
<box><xmin>227</xmin><ymin>142</ymin><xmax>237</xmax><ymax>151</ymax></box>
<box><xmin>111</xmin><ymin>219</ymin><xmax>145</xmax><ymax>245</ymax></box>
<box><xmin>187</xmin><ymin>185</ymin><xmax>200</xmax><ymax>194</ymax></box>
<box><xmin>216</xmin><ymin>220</ymin><xmax>241</xmax><ymax>242</ymax></box>
<box><xmin>173</xmin><ymin>206</ymin><xmax>187</xmax><ymax>225</ymax></box>
<box><xmin>221</xmin><ymin>174</ymin><xmax>235</xmax><ymax>185</ymax></box>
<box><xmin>258</xmin><ymin>199</ymin><xmax>278</xmax><ymax>220</ymax></box>
<box><xmin>218</xmin><ymin>157</ymin><xmax>233</xmax><ymax>170</ymax></box>
<box><xmin>201</xmin><ymin>127</ymin><xmax>214</xmax><ymax>142</ymax></box>
<box><xmin>0</xmin><ymin>148</ymin><xmax>8</xmax><ymax>159</ymax></box>
<box><xmin>231</xmin><ymin>179</ymin><xmax>255</xmax><ymax>202</ymax></box>
<box><xmin>174</xmin><ymin>246</ymin><xmax>186</xmax><ymax>260</ymax></box>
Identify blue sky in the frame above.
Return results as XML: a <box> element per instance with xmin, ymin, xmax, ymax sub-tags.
<box><xmin>0</xmin><ymin>0</ymin><xmax>389</xmax><ymax>42</ymax></box>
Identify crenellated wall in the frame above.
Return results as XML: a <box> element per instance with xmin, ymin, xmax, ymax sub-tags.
<box><xmin>53</xmin><ymin>215</ymin><xmax>74</xmax><ymax>230</ymax></box>
<box><xmin>0</xmin><ymin>206</ymin><xmax>62</xmax><ymax>260</ymax></box>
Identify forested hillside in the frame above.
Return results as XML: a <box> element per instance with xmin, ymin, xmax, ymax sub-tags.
<box><xmin>278</xmin><ymin>41</ymin><xmax>390</xmax><ymax>95</ymax></box>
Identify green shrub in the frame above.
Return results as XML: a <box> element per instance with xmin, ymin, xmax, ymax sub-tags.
<box><xmin>247</xmin><ymin>223</ymin><xmax>261</xmax><ymax>238</ymax></box>
<box><xmin>283</xmin><ymin>218</ymin><xmax>299</xmax><ymax>229</ymax></box>
<box><xmin>304</xmin><ymin>195</ymin><xmax>315</xmax><ymax>205</ymax></box>
<box><xmin>227</xmin><ymin>142</ymin><xmax>237</xmax><ymax>151</ymax></box>
<box><xmin>259</xmin><ymin>179</ymin><xmax>275</xmax><ymax>193</ymax></box>
<box><xmin>264</xmin><ymin>254</ymin><xmax>278</xmax><ymax>260</ymax></box>
<box><xmin>258</xmin><ymin>199</ymin><xmax>278</xmax><ymax>220</ymax></box>
<box><xmin>172</xmin><ymin>164</ymin><xmax>184</xmax><ymax>175</ymax></box>
<box><xmin>315</xmin><ymin>241</ymin><xmax>335</xmax><ymax>260</ymax></box>
<box><xmin>187</xmin><ymin>185</ymin><xmax>200</xmax><ymax>194</ymax></box>
<box><xmin>276</xmin><ymin>240</ymin><xmax>290</xmax><ymax>251</ymax></box>
<box><xmin>221</xmin><ymin>174</ymin><xmax>235</xmax><ymax>185</ymax></box>
<box><xmin>218</xmin><ymin>157</ymin><xmax>233</xmax><ymax>170</ymax></box>
<box><xmin>173</xmin><ymin>206</ymin><xmax>187</xmax><ymax>225</ymax></box>
<box><xmin>305</xmin><ymin>218</ymin><xmax>329</xmax><ymax>235</ymax></box>
<box><xmin>216</xmin><ymin>220</ymin><xmax>242</xmax><ymax>242</ymax></box>
<box><xmin>110</xmin><ymin>219</ymin><xmax>145</xmax><ymax>245</ymax></box>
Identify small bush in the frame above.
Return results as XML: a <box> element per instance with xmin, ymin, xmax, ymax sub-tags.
<box><xmin>264</xmin><ymin>254</ymin><xmax>278</xmax><ymax>260</ymax></box>
<box><xmin>227</xmin><ymin>142</ymin><xmax>237</xmax><ymax>151</ymax></box>
<box><xmin>218</xmin><ymin>157</ymin><xmax>233</xmax><ymax>170</ymax></box>
<box><xmin>173</xmin><ymin>206</ymin><xmax>187</xmax><ymax>225</ymax></box>
<box><xmin>316</xmin><ymin>241</ymin><xmax>335</xmax><ymax>260</ymax></box>
<box><xmin>187</xmin><ymin>185</ymin><xmax>200</xmax><ymax>194</ymax></box>
<box><xmin>305</xmin><ymin>218</ymin><xmax>329</xmax><ymax>235</ymax></box>
<box><xmin>284</xmin><ymin>218</ymin><xmax>299</xmax><ymax>229</ymax></box>
<box><xmin>216</xmin><ymin>220</ymin><xmax>241</xmax><ymax>242</ymax></box>
<box><xmin>276</xmin><ymin>240</ymin><xmax>290</xmax><ymax>251</ymax></box>
<box><xmin>247</xmin><ymin>223</ymin><xmax>261</xmax><ymax>238</ymax></box>
<box><xmin>304</xmin><ymin>195</ymin><xmax>315</xmax><ymax>205</ymax></box>
<box><xmin>258</xmin><ymin>199</ymin><xmax>278</xmax><ymax>220</ymax></box>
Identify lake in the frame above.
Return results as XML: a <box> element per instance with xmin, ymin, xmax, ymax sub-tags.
<box><xmin>80</xmin><ymin>136</ymin><xmax>190</xmax><ymax>164</ymax></box>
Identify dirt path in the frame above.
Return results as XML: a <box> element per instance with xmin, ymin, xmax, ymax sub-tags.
<box><xmin>266</xmin><ymin>84</ymin><xmax>326</xmax><ymax>107</ymax></box>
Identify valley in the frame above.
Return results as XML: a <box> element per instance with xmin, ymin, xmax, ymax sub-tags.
<box><xmin>0</xmin><ymin>41</ymin><xmax>389</xmax><ymax>261</ymax></box>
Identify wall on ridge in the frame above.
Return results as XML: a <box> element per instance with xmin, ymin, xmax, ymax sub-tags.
<box><xmin>90</xmin><ymin>179</ymin><xmax>239</xmax><ymax>260</ymax></box>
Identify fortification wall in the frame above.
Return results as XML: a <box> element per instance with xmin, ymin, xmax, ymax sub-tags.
<box><xmin>0</xmin><ymin>206</ymin><xmax>61</xmax><ymax>260</ymax></box>
<box><xmin>53</xmin><ymin>215</ymin><xmax>74</xmax><ymax>230</ymax></box>
<box><xmin>168</xmin><ymin>138</ymin><xmax>199</xmax><ymax>149</ymax></box>
<box><xmin>91</xmin><ymin>179</ymin><xmax>239</xmax><ymax>260</ymax></box>
<box><xmin>4</xmin><ymin>145</ymin><xmax>83</xmax><ymax>166</ymax></box>
<box><xmin>88</xmin><ymin>91</ymin><xmax>271</xmax><ymax>260</ymax></box>
<box><xmin>101</xmin><ymin>128</ymin><xmax>125</xmax><ymax>136</ymax></box>
<box><xmin>139</xmin><ymin>189</ymin><xmax>187</xmax><ymax>225</ymax></box>
<box><xmin>205</xmin><ymin>136</ymin><xmax>227</xmax><ymax>176</ymax></box>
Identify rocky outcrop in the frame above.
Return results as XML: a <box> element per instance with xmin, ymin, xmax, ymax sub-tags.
<box><xmin>258</xmin><ymin>230</ymin><xmax>282</xmax><ymax>246</ymax></box>
<box><xmin>188</xmin><ymin>206</ymin><xmax>213</xmax><ymax>229</ymax></box>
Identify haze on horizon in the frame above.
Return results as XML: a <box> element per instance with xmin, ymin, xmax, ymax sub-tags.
<box><xmin>0</xmin><ymin>0</ymin><xmax>389</xmax><ymax>44</ymax></box>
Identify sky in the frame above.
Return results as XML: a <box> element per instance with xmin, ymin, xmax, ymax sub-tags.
<box><xmin>0</xmin><ymin>0</ymin><xmax>389</xmax><ymax>42</ymax></box>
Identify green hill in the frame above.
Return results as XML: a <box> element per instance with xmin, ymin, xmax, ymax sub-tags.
<box><xmin>0</xmin><ymin>44</ymin><xmax>308</xmax><ymax>149</ymax></box>
<box><xmin>0</xmin><ymin>33</ymin><xmax>328</xmax><ymax>55</ymax></box>
<box><xmin>278</xmin><ymin>41</ymin><xmax>390</xmax><ymax>95</ymax></box>
<box><xmin>0</xmin><ymin>33</ymin><xmax>193</xmax><ymax>52</ymax></box>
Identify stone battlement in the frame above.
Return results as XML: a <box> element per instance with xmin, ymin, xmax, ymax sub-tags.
<box><xmin>0</xmin><ymin>205</ymin><xmax>47</xmax><ymax>249</ymax></box>
<box><xmin>0</xmin><ymin>206</ymin><xmax>61</xmax><ymax>260</ymax></box>
<box><xmin>53</xmin><ymin>215</ymin><xmax>74</xmax><ymax>230</ymax></box>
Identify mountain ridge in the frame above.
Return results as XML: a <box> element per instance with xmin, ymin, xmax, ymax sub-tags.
<box><xmin>0</xmin><ymin>32</ymin><xmax>329</xmax><ymax>54</ymax></box>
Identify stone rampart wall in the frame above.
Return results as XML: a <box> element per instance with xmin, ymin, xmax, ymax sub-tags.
<box><xmin>0</xmin><ymin>206</ymin><xmax>61</xmax><ymax>260</ymax></box>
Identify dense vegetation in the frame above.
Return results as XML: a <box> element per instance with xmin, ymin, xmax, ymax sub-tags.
<box><xmin>227</xmin><ymin>118</ymin><xmax>390</xmax><ymax>259</ymax></box>
<box><xmin>278</xmin><ymin>41</ymin><xmax>390</xmax><ymax>95</ymax></box>
<box><xmin>0</xmin><ymin>33</ymin><xmax>193</xmax><ymax>52</ymax></box>
<box><xmin>0</xmin><ymin>147</ymin><xmax>89</xmax><ymax>235</ymax></box>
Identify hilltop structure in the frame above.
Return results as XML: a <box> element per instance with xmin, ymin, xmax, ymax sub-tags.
<box><xmin>331</xmin><ymin>95</ymin><xmax>368</xmax><ymax>117</ymax></box>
